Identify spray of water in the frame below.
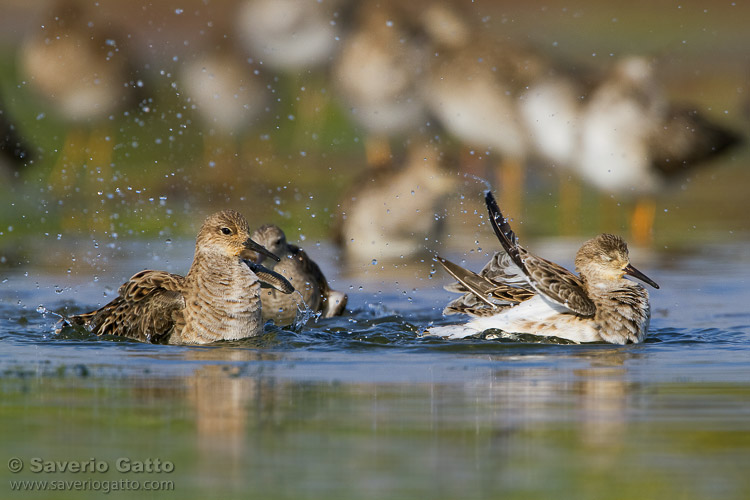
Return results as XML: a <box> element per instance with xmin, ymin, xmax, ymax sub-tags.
<box><xmin>37</xmin><ymin>305</ymin><xmax>78</xmax><ymax>334</ymax></box>
<box><xmin>36</xmin><ymin>305</ymin><xmax>68</xmax><ymax>321</ymax></box>
<box><xmin>461</xmin><ymin>172</ymin><xmax>493</xmax><ymax>194</ymax></box>
<box><xmin>290</xmin><ymin>290</ymin><xmax>318</xmax><ymax>331</ymax></box>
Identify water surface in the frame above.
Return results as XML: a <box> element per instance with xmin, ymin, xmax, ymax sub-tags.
<box><xmin>1</xmin><ymin>239</ymin><xmax>749</xmax><ymax>499</ymax></box>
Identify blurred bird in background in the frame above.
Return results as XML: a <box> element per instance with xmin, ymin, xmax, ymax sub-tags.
<box><xmin>19</xmin><ymin>0</ymin><xmax>143</xmax><ymax>193</ymax></box>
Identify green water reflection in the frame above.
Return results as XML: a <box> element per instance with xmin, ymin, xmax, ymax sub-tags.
<box><xmin>2</xmin><ymin>350</ymin><xmax>749</xmax><ymax>500</ymax></box>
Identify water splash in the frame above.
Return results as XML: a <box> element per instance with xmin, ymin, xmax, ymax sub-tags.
<box><xmin>36</xmin><ymin>305</ymin><xmax>64</xmax><ymax>321</ymax></box>
<box><xmin>37</xmin><ymin>305</ymin><xmax>78</xmax><ymax>336</ymax></box>
<box><xmin>461</xmin><ymin>172</ymin><xmax>493</xmax><ymax>192</ymax></box>
<box><xmin>290</xmin><ymin>290</ymin><xmax>317</xmax><ymax>331</ymax></box>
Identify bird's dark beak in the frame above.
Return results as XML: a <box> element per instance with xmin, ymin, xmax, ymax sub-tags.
<box><xmin>241</xmin><ymin>238</ymin><xmax>280</xmax><ymax>263</ymax></box>
<box><xmin>624</xmin><ymin>264</ymin><xmax>659</xmax><ymax>289</ymax></box>
<box><xmin>245</xmin><ymin>261</ymin><xmax>295</xmax><ymax>294</ymax></box>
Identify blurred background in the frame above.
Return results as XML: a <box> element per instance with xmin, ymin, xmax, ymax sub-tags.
<box><xmin>0</xmin><ymin>0</ymin><xmax>747</xmax><ymax>271</ymax></box>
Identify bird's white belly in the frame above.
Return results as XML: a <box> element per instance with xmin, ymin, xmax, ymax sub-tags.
<box><xmin>429</xmin><ymin>295</ymin><xmax>601</xmax><ymax>343</ymax></box>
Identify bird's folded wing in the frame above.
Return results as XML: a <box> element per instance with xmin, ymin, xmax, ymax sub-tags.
<box><xmin>522</xmin><ymin>255</ymin><xmax>596</xmax><ymax>316</ymax></box>
<box><xmin>290</xmin><ymin>244</ymin><xmax>331</xmax><ymax>293</ymax></box>
<box><xmin>485</xmin><ymin>191</ymin><xmax>595</xmax><ymax>317</ymax></box>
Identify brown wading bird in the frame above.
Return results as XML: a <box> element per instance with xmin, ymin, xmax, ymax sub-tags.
<box><xmin>332</xmin><ymin>140</ymin><xmax>457</xmax><ymax>264</ymax></box>
<box><xmin>426</xmin><ymin>191</ymin><xmax>660</xmax><ymax>345</ymax></box>
<box><xmin>67</xmin><ymin>210</ymin><xmax>294</xmax><ymax>344</ymax></box>
<box><xmin>576</xmin><ymin>56</ymin><xmax>742</xmax><ymax>244</ymax></box>
<box><xmin>178</xmin><ymin>41</ymin><xmax>271</xmax><ymax>178</ymax></box>
<box><xmin>332</xmin><ymin>0</ymin><xmax>429</xmax><ymax>166</ymax></box>
<box><xmin>251</xmin><ymin>224</ymin><xmax>347</xmax><ymax>325</ymax></box>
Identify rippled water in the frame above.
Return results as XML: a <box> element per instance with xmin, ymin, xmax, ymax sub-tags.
<box><xmin>2</xmin><ymin>238</ymin><xmax>750</xmax><ymax>499</ymax></box>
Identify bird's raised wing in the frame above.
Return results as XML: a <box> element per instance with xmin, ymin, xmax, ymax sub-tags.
<box><xmin>485</xmin><ymin>190</ymin><xmax>595</xmax><ymax>316</ymax></box>
<box><xmin>439</xmin><ymin>256</ymin><xmax>535</xmax><ymax>316</ymax></box>
<box><xmin>73</xmin><ymin>270</ymin><xmax>186</xmax><ymax>343</ymax></box>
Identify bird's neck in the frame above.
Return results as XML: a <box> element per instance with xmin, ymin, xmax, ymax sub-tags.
<box><xmin>190</xmin><ymin>246</ymin><xmax>249</xmax><ymax>276</ymax></box>
<box><xmin>181</xmin><ymin>250</ymin><xmax>262</xmax><ymax>343</ymax></box>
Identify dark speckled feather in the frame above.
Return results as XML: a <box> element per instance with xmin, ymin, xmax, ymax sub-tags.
<box><xmin>440</xmin><ymin>255</ymin><xmax>534</xmax><ymax>316</ymax></box>
<box><xmin>71</xmin><ymin>271</ymin><xmax>185</xmax><ymax>343</ymax></box>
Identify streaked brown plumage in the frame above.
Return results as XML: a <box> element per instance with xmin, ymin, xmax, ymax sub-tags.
<box><xmin>428</xmin><ymin>191</ymin><xmax>660</xmax><ymax>344</ymax></box>
<box><xmin>68</xmin><ymin>210</ymin><xmax>293</xmax><ymax>344</ymax></box>
<box><xmin>251</xmin><ymin>224</ymin><xmax>347</xmax><ymax>325</ymax></box>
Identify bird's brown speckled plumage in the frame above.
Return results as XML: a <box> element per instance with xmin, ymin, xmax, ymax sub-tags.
<box><xmin>429</xmin><ymin>192</ymin><xmax>659</xmax><ymax>344</ymax></box>
<box><xmin>251</xmin><ymin>224</ymin><xmax>347</xmax><ymax>325</ymax></box>
<box><xmin>69</xmin><ymin>210</ymin><xmax>293</xmax><ymax>344</ymax></box>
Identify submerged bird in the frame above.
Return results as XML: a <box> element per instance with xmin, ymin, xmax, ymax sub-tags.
<box><xmin>67</xmin><ymin>210</ymin><xmax>294</xmax><ymax>344</ymax></box>
<box><xmin>427</xmin><ymin>191</ymin><xmax>660</xmax><ymax>344</ymax></box>
<box><xmin>251</xmin><ymin>224</ymin><xmax>347</xmax><ymax>325</ymax></box>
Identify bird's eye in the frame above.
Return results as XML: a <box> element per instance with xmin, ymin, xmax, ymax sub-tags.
<box><xmin>221</xmin><ymin>227</ymin><xmax>232</xmax><ymax>235</ymax></box>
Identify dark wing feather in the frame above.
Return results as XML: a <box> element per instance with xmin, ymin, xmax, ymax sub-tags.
<box><xmin>439</xmin><ymin>257</ymin><xmax>498</xmax><ymax>307</ymax></box>
<box><xmin>289</xmin><ymin>244</ymin><xmax>330</xmax><ymax>294</ymax></box>
<box><xmin>485</xmin><ymin>190</ymin><xmax>525</xmax><ymax>272</ymax></box>
<box><xmin>650</xmin><ymin>106</ymin><xmax>742</xmax><ymax>177</ymax></box>
<box><xmin>513</xmin><ymin>253</ymin><xmax>595</xmax><ymax>316</ymax></box>
<box><xmin>71</xmin><ymin>270</ymin><xmax>186</xmax><ymax>343</ymax></box>
<box><xmin>485</xmin><ymin>190</ymin><xmax>595</xmax><ymax>316</ymax></box>
<box><xmin>289</xmin><ymin>244</ymin><xmax>348</xmax><ymax>316</ymax></box>
<box><xmin>439</xmin><ymin>256</ymin><xmax>535</xmax><ymax>316</ymax></box>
